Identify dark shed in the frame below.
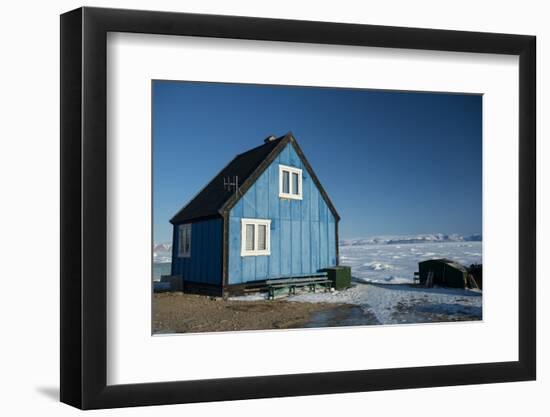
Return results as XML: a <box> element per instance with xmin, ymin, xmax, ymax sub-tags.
<box><xmin>418</xmin><ymin>259</ymin><xmax>468</xmax><ymax>288</ymax></box>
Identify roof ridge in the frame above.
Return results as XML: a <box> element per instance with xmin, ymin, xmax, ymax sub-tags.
<box><xmin>235</xmin><ymin>134</ymin><xmax>286</xmax><ymax>157</ymax></box>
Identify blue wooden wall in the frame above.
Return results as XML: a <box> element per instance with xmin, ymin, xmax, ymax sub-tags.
<box><xmin>171</xmin><ymin>218</ymin><xmax>223</xmax><ymax>285</ymax></box>
<box><xmin>228</xmin><ymin>143</ymin><xmax>337</xmax><ymax>284</ymax></box>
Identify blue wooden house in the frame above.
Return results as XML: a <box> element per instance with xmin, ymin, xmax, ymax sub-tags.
<box><xmin>170</xmin><ymin>133</ymin><xmax>340</xmax><ymax>296</ymax></box>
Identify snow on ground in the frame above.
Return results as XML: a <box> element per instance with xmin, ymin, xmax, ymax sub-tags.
<box><xmin>289</xmin><ymin>283</ymin><xmax>481</xmax><ymax>324</ymax></box>
<box><xmin>340</xmin><ymin>236</ymin><xmax>482</xmax><ymax>284</ymax></box>
<box><xmin>232</xmin><ymin>282</ymin><xmax>482</xmax><ymax>325</ymax></box>
<box><xmin>229</xmin><ymin>234</ymin><xmax>483</xmax><ymax>325</ymax></box>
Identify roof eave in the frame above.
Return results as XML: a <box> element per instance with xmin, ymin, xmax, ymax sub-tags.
<box><xmin>288</xmin><ymin>135</ymin><xmax>341</xmax><ymax>222</ymax></box>
<box><xmin>169</xmin><ymin>213</ymin><xmax>223</xmax><ymax>225</ymax></box>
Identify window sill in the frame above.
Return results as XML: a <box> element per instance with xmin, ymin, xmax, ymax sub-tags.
<box><xmin>279</xmin><ymin>192</ymin><xmax>303</xmax><ymax>200</ymax></box>
<box><xmin>241</xmin><ymin>251</ymin><xmax>271</xmax><ymax>257</ymax></box>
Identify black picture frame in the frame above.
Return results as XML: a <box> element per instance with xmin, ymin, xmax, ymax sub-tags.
<box><xmin>60</xmin><ymin>6</ymin><xmax>536</xmax><ymax>410</ymax></box>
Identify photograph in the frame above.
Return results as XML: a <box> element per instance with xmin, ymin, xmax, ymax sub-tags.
<box><xmin>152</xmin><ymin>80</ymin><xmax>483</xmax><ymax>334</ymax></box>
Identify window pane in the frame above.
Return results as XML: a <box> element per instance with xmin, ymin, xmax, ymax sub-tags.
<box><xmin>179</xmin><ymin>225</ymin><xmax>191</xmax><ymax>256</ymax></box>
<box><xmin>184</xmin><ymin>227</ymin><xmax>190</xmax><ymax>253</ymax></box>
<box><xmin>245</xmin><ymin>224</ymin><xmax>255</xmax><ymax>251</ymax></box>
<box><xmin>292</xmin><ymin>172</ymin><xmax>299</xmax><ymax>195</ymax></box>
<box><xmin>258</xmin><ymin>225</ymin><xmax>266</xmax><ymax>250</ymax></box>
<box><xmin>179</xmin><ymin>228</ymin><xmax>185</xmax><ymax>255</ymax></box>
<box><xmin>282</xmin><ymin>170</ymin><xmax>289</xmax><ymax>194</ymax></box>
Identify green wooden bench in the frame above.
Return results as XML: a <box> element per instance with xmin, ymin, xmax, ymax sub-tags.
<box><xmin>266</xmin><ymin>274</ymin><xmax>331</xmax><ymax>300</ymax></box>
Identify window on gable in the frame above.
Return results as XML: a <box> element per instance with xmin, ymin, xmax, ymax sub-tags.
<box><xmin>282</xmin><ymin>170</ymin><xmax>290</xmax><ymax>194</ymax></box>
<box><xmin>279</xmin><ymin>164</ymin><xmax>303</xmax><ymax>200</ymax></box>
<box><xmin>178</xmin><ymin>224</ymin><xmax>191</xmax><ymax>258</ymax></box>
<box><xmin>292</xmin><ymin>172</ymin><xmax>299</xmax><ymax>195</ymax></box>
<box><xmin>241</xmin><ymin>219</ymin><xmax>271</xmax><ymax>256</ymax></box>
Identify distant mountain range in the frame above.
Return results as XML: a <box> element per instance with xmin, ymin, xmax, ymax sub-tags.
<box><xmin>153</xmin><ymin>233</ymin><xmax>481</xmax><ymax>263</ymax></box>
<box><xmin>339</xmin><ymin>233</ymin><xmax>482</xmax><ymax>247</ymax></box>
<box><xmin>153</xmin><ymin>243</ymin><xmax>172</xmax><ymax>253</ymax></box>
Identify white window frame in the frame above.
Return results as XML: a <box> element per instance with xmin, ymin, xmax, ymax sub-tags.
<box><xmin>279</xmin><ymin>164</ymin><xmax>303</xmax><ymax>200</ymax></box>
<box><xmin>177</xmin><ymin>224</ymin><xmax>191</xmax><ymax>258</ymax></box>
<box><xmin>240</xmin><ymin>218</ymin><xmax>271</xmax><ymax>257</ymax></box>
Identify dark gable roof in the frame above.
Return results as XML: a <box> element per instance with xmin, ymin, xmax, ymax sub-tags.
<box><xmin>419</xmin><ymin>258</ymin><xmax>467</xmax><ymax>272</ymax></box>
<box><xmin>170</xmin><ymin>133</ymin><xmax>340</xmax><ymax>224</ymax></box>
<box><xmin>170</xmin><ymin>135</ymin><xmax>285</xmax><ymax>224</ymax></box>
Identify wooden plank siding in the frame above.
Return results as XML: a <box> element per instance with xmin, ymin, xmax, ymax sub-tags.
<box><xmin>228</xmin><ymin>143</ymin><xmax>337</xmax><ymax>284</ymax></box>
<box><xmin>171</xmin><ymin>218</ymin><xmax>223</xmax><ymax>285</ymax></box>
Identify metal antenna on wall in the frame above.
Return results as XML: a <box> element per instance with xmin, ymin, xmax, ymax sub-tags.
<box><xmin>223</xmin><ymin>175</ymin><xmax>239</xmax><ymax>195</ymax></box>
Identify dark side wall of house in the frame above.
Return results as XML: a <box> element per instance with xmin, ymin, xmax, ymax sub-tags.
<box><xmin>171</xmin><ymin>218</ymin><xmax>223</xmax><ymax>285</ymax></box>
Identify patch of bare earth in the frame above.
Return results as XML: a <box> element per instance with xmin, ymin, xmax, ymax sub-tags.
<box><xmin>152</xmin><ymin>292</ymin><xmax>356</xmax><ymax>333</ymax></box>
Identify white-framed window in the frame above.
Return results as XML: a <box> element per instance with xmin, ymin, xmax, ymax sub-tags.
<box><xmin>177</xmin><ymin>224</ymin><xmax>191</xmax><ymax>258</ymax></box>
<box><xmin>241</xmin><ymin>218</ymin><xmax>271</xmax><ymax>256</ymax></box>
<box><xmin>279</xmin><ymin>164</ymin><xmax>303</xmax><ymax>200</ymax></box>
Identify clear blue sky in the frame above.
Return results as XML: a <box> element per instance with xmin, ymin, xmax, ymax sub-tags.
<box><xmin>153</xmin><ymin>81</ymin><xmax>482</xmax><ymax>243</ymax></box>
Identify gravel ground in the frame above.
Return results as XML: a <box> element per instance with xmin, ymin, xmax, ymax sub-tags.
<box><xmin>152</xmin><ymin>292</ymin><xmax>377</xmax><ymax>334</ymax></box>
<box><xmin>153</xmin><ymin>282</ymin><xmax>481</xmax><ymax>334</ymax></box>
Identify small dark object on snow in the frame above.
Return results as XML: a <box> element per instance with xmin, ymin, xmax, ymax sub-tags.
<box><xmin>321</xmin><ymin>266</ymin><xmax>352</xmax><ymax>290</ymax></box>
<box><xmin>417</xmin><ymin>259</ymin><xmax>472</xmax><ymax>289</ymax></box>
<box><xmin>467</xmin><ymin>264</ymin><xmax>483</xmax><ymax>289</ymax></box>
